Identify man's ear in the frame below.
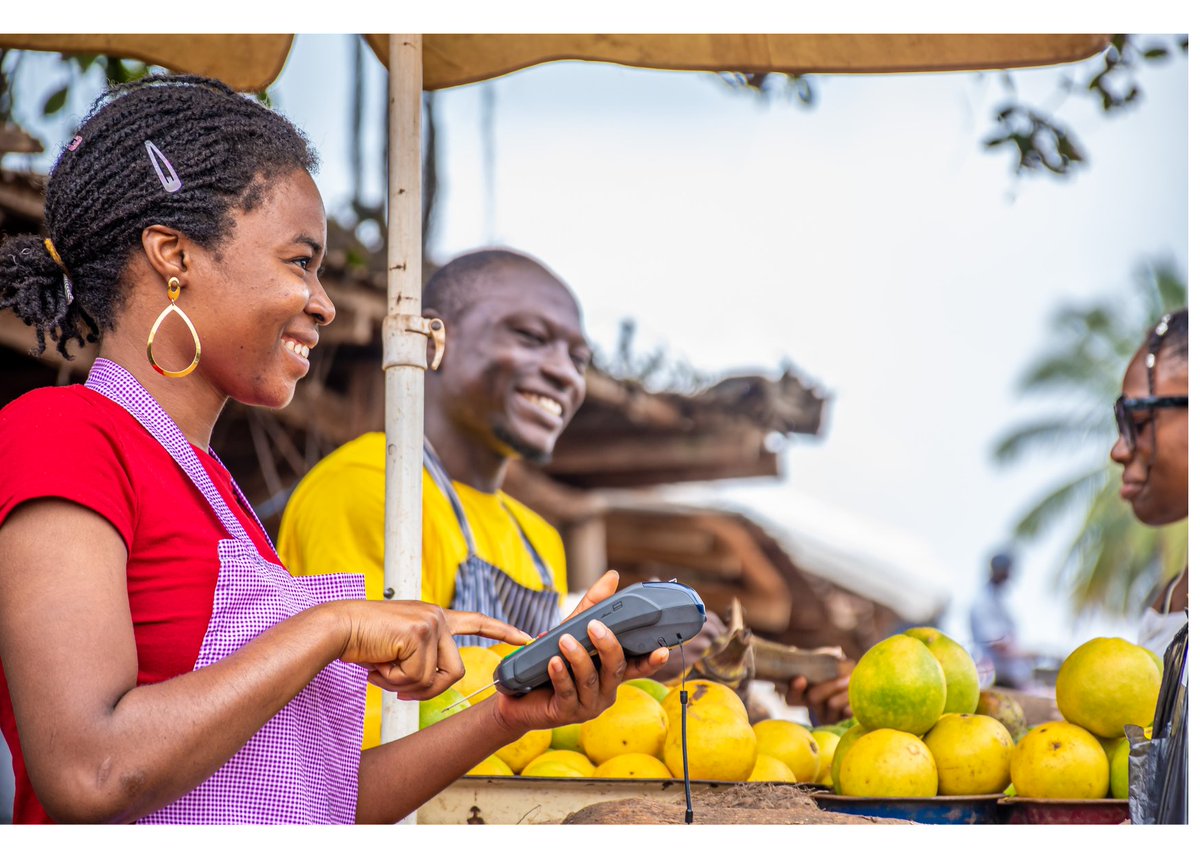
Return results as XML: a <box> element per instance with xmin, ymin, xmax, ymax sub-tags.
<box><xmin>141</xmin><ymin>225</ymin><xmax>189</xmax><ymax>284</ymax></box>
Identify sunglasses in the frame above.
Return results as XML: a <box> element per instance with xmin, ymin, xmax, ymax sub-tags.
<box><xmin>1113</xmin><ymin>395</ymin><xmax>1188</xmax><ymax>448</ymax></box>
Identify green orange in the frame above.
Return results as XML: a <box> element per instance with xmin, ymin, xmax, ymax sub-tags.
<box><xmin>830</xmin><ymin>723</ymin><xmax>869</xmax><ymax>794</ymax></box>
<box><xmin>1010</xmin><ymin>721</ymin><xmax>1109</xmax><ymax>799</ymax></box>
<box><xmin>849</xmin><ymin>634</ymin><xmax>947</xmax><ymax>735</ymax></box>
<box><xmin>625</xmin><ymin>678</ymin><xmax>671</xmax><ymax>702</ymax></box>
<box><xmin>904</xmin><ymin>626</ymin><xmax>981</xmax><ymax>715</ymax></box>
<box><xmin>1056</xmin><ymin>637</ymin><xmax>1161</xmax><ymax>738</ymax></box>
<box><xmin>922</xmin><ymin>713</ymin><xmax>1014</xmax><ymax>795</ymax></box>
<box><xmin>838</xmin><ymin>729</ymin><xmax>938</xmax><ymax>798</ymax></box>
<box><xmin>1109</xmin><ymin>737</ymin><xmax>1131</xmax><ymax>799</ymax></box>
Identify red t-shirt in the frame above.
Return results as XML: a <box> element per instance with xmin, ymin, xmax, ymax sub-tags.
<box><xmin>0</xmin><ymin>385</ymin><xmax>282</xmax><ymax>824</ymax></box>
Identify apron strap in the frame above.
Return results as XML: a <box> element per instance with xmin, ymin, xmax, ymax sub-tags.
<box><xmin>501</xmin><ymin>503</ymin><xmax>556</xmax><ymax>590</ymax></box>
<box><xmin>454</xmin><ymin>557</ymin><xmax>562</xmax><ymax>648</ymax></box>
<box><xmin>206</xmin><ymin>446</ymin><xmax>280</xmax><ymax>561</ymax></box>
<box><xmin>83</xmin><ymin>358</ymin><xmax>254</xmax><ymax>546</ymax></box>
<box><xmin>422</xmin><ymin>440</ymin><xmax>479</xmax><ymax>554</ymax></box>
<box><xmin>423</xmin><ymin>439</ymin><xmax>555</xmax><ymax>591</ymax></box>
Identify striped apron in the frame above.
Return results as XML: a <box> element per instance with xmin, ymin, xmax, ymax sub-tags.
<box><xmin>423</xmin><ymin>442</ymin><xmax>561</xmax><ymax>647</ymax></box>
<box><xmin>85</xmin><ymin>358</ymin><xmax>367</xmax><ymax>824</ymax></box>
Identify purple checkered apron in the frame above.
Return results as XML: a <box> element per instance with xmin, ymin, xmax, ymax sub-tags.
<box><xmin>85</xmin><ymin>358</ymin><xmax>367</xmax><ymax>824</ymax></box>
<box><xmin>423</xmin><ymin>441</ymin><xmax>561</xmax><ymax>648</ymax></box>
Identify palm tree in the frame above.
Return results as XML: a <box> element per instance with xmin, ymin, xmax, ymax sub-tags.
<box><xmin>993</xmin><ymin>260</ymin><xmax>1187</xmax><ymax>617</ymax></box>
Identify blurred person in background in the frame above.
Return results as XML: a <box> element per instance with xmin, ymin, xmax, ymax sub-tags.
<box><xmin>969</xmin><ymin>551</ymin><xmax>1033</xmax><ymax>689</ymax></box>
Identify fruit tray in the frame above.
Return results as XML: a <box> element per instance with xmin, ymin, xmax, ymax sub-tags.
<box><xmin>810</xmin><ymin>793</ymin><xmax>1004</xmax><ymax>824</ymax></box>
<box><xmin>997</xmin><ymin>797</ymin><xmax>1129</xmax><ymax>825</ymax></box>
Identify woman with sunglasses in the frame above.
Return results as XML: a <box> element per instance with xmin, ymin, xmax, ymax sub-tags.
<box><xmin>1110</xmin><ymin>309</ymin><xmax>1188</xmax><ymax>656</ymax></box>
<box><xmin>1109</xmin><ymin>309</ymin><xmax>1187</xmax><ymax>825</ymax></box>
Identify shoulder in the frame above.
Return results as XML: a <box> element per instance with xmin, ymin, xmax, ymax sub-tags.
<box><xmin>0</xmin><ymin>384</ymin><xmax>133</xmax><ymax>451</ymax></box>
<box><xmin>283</xmin><ymin>433</ymin><xmax>386</xmax><ymax>525</ymax></box>
<box><xmin>288</xmin><ymin>432</ymin><xmax>386</xmax><ymax>501</ymax></box>
<box><xmin>311</xmin><ymin>432</ymin><xmax>386</xmax><ymax>477</ymax></box>
<box><xmin>1</xmin><ymin>384</ymin><xmax>114</xmax><ymax>425</ymax></box>
<box><xmin>0</xmin><ymin>385</ymin><xmax>143</xmax><ymax>545</ymax></box>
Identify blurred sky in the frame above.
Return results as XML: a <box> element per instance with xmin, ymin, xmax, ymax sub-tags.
<box><xmin>3</xmin><ymin>24</ymin><xmax>1189</xmax><ymax>660</ymax></box>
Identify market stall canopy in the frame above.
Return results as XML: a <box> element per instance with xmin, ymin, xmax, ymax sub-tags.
<box><xmin>2</xmin><ymin>34</ymin><xmax>1111</xmax><ymax>92</ymax></box>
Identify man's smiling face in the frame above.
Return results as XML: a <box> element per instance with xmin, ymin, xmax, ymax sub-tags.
<box><xmin>434</xmin><ymin>260</ymin><xmax>590</xmax><ymax>464</ymax></box>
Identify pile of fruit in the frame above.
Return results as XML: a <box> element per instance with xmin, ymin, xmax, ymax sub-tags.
<box><xmin>827</xmin><ymin>629</ymin><xmax>1162</xmax><ymax>800</ymax></box>
<box><xmin>1010</xmin><ymin>636</ymin><xmax>1162</xmax><ymax>800</ymax></box>
<box><xmin>420</xmin><ymin>633</ymin><xmax>1162</xmax><ymax>798</ymax></box>
<box><xmin>422</xmin><ymin>644</ymin><xmax>817</xmax><ymax>782</ymax></box>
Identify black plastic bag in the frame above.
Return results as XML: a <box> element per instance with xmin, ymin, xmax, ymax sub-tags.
<box><xmin>1129</xmin><ymin>621</ymin><xmax>1188</xmax><ymax>824</ymax></box>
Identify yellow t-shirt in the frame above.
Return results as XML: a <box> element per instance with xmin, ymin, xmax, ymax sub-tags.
<box><xmin>277</xmin><ymin>431</ymin><xmax>568</xmax><ymax>747</ymax></box>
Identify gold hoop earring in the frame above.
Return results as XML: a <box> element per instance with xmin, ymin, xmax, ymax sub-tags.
<box><xmin>146</xmin><ymin>276</ymin><xmax>201</xmax><ymax>379</ymax></box>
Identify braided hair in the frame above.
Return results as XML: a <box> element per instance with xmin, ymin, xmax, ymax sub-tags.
<box><xmin>0</xmin><ymin>74</ymin><xmax>318</xmax><ymax>357</ymax></box>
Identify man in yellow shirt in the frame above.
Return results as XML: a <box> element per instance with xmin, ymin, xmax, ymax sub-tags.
<box><xmin>278</xmin><ymin>248</ymin><xmax>591</xmax><ymax>746</ymax></box>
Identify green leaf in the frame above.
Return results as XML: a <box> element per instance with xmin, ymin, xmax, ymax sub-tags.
<box><xmin>71</xmin><ymin>53</ymin><xmax>100</xmax><ymax>72</ymax></box>
<box><xmin>1011</xmin><ymin>466</ymin><xmax>1106</xmax><ymax>540</ymax></box>
<box><xmin>42</xmin><ymin>85</ymin><xmax>68</xmax><ymax>116</ymax></box>
<box><xmin>104</xmin><ymin>57</ymin><xmax>148</xmax><ymax>85</ymax></box>
<box><xmin>1142</xmin><ymin>48</ymin><xmax>1169</xmax><ymax>61</ymax></box>
<box><xmin>992</xmin><ymin>418</ymin><xmax>1100</xmax><ymax>464</ymax></box>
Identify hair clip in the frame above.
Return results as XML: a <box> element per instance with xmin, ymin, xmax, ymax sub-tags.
<box><xmin>144</xmin><ymin>140</ymin><xmax>182</xmax><ymax>193</ymax></box>
<box><xmin>67</xmin><ymin>135</ymin><xmax>84</xmax><ymax>152</ymax></box>
<box><xmin>42</xmin><ymin>239</ymin><xmax>74</xmax><ymax>307</ymax></box>
<box><xmin>1146</xmin><ymin>312</ymin><xmax>1174</xmax><ymax>371</ymax></box>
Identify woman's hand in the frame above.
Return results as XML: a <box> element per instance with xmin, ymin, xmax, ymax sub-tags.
<box><xmin>355</xmin><ymin>572</ymin><xmax>667</xmax><ymax>823</ymax></box>
<box><xmin>332</xmin><ymin>600</ymin><xmax>531</xmax><ymax>702</ymax></box>
<box><xmin>488</xmin><ymin>570</ymin><xmax>670</xmax><ymax>734</ymax></box>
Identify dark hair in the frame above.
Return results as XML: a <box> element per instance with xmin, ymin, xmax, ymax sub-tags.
<box><xmin>0</xmin><ymin>74</ymin><xmax>318</xmax><ymax>358</ymax></box>
<box><xmin>424</xmin><ymin>248</ymin><xmax>560</xmax><ymax>321</ymax></box>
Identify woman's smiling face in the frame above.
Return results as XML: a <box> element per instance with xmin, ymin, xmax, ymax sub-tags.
<box><xmin>1110</xmin><ymin>345</ymin><xmax>1189</xmax><ymax>526</ymax></box>
<box><xmin>181</xmin><ymin>169</ymin><xmax>335</xmax><ymax>409</ymax></box>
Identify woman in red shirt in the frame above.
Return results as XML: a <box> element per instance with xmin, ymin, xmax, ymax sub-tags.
<box><xmin>0</xmin><ymin>75</ymin><xmax>667</xmax><ymax>824</ymax></box>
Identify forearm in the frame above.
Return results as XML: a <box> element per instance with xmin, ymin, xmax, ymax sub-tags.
<box><xmin>355</xmin><ymin>696</ymin><xmax>522</xmax><ymax>824</ymax></box>
<box><xmin>18</xmin><ymin>602</ymin><xmax>349</xmax><ymax>823</ymax></box>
